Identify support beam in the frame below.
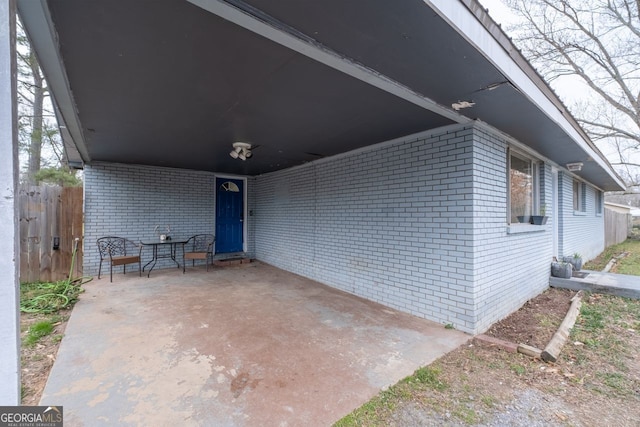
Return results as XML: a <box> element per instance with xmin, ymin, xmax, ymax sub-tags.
<box><xmin>0</xmin><ymin>0</ymin><xmax>21</xmax><ymax>405</ymax></box>
<box><xmin>16</xmin><ymin>0</ymin><xmax>89</xmax><ymax>164</ymax></box>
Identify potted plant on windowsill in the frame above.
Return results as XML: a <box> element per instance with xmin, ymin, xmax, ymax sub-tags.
<box><xmin>563</xmin><ymin>253</ymin><xmax>583</xmax><ymax>271</ymax></box>
<box><xmin>531</xmin><ymin>204</ymin><xmax>548</xmax><ymax>225</ymax></box>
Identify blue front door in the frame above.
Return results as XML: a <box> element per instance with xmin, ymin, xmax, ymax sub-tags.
<box><xmin>216</xmin><ymin>178</ymin><xmax>244</xmax><ymax>253</ymax></box>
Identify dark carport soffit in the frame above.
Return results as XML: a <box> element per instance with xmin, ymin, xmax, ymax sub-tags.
<box><xmin>18</xmin><ymin>0</ymin><xmax>624</xmax><ymax>190</ymax></box>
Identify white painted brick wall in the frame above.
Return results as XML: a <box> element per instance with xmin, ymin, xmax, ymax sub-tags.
<box><xmin>255</xmin><ymin>125</ymin><xmax>478</xmax><ymax>332</ymax></box>
<box><xmin>84</xmin><ymin>163</ymin><xmax>255</xmax><ymax>276</ymax></box>
<box><xmin>255</xmin><ymin>124</ymin><xmax>559</xmax><ymax>334</ymax></box>
<box><xmin>558</xmin><ymin>172</ymin><xmax>604</xmax><ymax>261</ymax></box>
<box><xmin>471</xmin><ymin>128</ymin><xmax>553</xmax><ymax>333</ymax></box>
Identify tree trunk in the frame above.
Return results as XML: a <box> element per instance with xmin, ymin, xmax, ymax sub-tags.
<box><xmin>26</xmin><ymin>49</ymin><xmax>43</xmax><ymax>185</ymax></box>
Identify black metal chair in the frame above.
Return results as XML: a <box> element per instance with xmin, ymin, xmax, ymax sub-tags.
<box><xmin>183</xmin><ymin>234</ymin><xmax>215</xmax><ymax>272</ymax></box>
<box><xmin>97</xmin><ymin>236</ymin><xmax>142</xmax><ymax>282</ymax></box>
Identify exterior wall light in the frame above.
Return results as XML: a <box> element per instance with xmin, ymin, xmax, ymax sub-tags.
<box><xmin>566</xmin><ymin>162</ymin><xmax>583</xmax><ymax>172</ymax></box>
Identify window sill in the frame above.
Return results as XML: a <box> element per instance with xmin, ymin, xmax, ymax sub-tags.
<box><xmin>573</xmin><ymin>210</ymin><xmax>587</xmax><ymax>216</ymax></box>
<box><xmin>507</xmin><ymin>224</ymin><xmax>548</xmax><ymax>234</ymax></box>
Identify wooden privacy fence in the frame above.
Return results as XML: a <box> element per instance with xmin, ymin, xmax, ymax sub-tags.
<box><xmin>19</xmin><ymin>185</ymin><xmax>83</xmax><ymax>283</ymax></box>
<box><xmin>604</xmin><ymin>207</ymin><xmax>631</xmax><ymax>248</ymax></box>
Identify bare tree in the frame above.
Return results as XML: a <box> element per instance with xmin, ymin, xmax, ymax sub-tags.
<box><xmin>503</xmin><ymin>0</ymin><xmax>640</xmax><ymax>188</ymax></box>
<box><xmin>16</xmin><ymin>19</ymin><xmax>79</xmax><ymax>186</ymax></box>
<box><xmin>17</xmin><ymin>20</ymin><xmax>46</xmax><ymax>184</ymax></box>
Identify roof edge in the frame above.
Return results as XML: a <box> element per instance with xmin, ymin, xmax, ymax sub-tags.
<box><xmin>426</xmin><ymin>0</ymin><xmax>625</xmax><ymax>191</ymax></box>
<box><xmin>17</xmin><ymin>0</ymin><xmax>91</xmax><ymax>165</ymax></box>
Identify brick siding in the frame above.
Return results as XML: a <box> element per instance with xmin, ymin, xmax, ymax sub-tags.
<box><xmin>254</xmin><ymin>124</ymin><xmax>557</xmax><ymax>334</ymax></box>
<box><xmin>471</xmin><ymin>127</ymin><xmax>553</xmax><ymax>333</ymax></box>
<box><xmin>84</xmin><ymin>163</ymin><xmax>255</xmax><ymax>275</ymax></box>
<box><xmin>558</xmin><ymin>172</ymin><xmax>604</xmax><ymax>261</ymax></box>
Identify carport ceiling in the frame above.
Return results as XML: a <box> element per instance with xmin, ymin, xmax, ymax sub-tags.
<box><xmin>46</xmin><ymin>0</ymin><xmax>461</xmax><ymax>175</ymax></box>
<box><xmin>19</xmin><ymin>0</ymin><xmax>623</xmax><ymax>189</ymax></box>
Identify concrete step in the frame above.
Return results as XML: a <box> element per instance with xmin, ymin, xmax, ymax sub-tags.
<box><xmin>550</xmin><ymin>270</ymin><xmax>640</xmax><ymax>299</ymax></box>
<box><xmin>213</xmin><ymin>257</ymin><xmax>253</xmax><ymax>267</ymax></box>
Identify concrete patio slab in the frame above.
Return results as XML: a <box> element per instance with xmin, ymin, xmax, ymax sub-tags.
<box><xmin>40</xmin><ymin>262</ymin><xmax>469</xmax><ymax>426</ymax></box>
<box><xmin>550</xmin><ymin>270</ymin><xmax>640</xmax><ymax>299</ymax></box>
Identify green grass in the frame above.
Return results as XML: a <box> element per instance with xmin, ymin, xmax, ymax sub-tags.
<box><xmin>24</xmin><ymin>321</ymin><xmax>54</xmax><ymax>346</ymax></box>
<box><xmin>333</xmin><ymin>388</ymin><xmax>404</xmax><ymax>427</ymax></box>
<box><xmin>579</xmin><ymin>305</ymin><xmax>606</xmax><ymax>331</ymax></box>
<box><xmin>583</xmin><ymin>238</ymin><xmax>640</xmax><ymax>275</ymax></box>
<box><xmin>334</xmin><ymin>366</ymin><xmax>449</xmax><ymax>426</ymax></box>
<box><xmin>453</xmin><ymin>406</ymin><xmax>479</xmax><ymax>424</ymax></box>
<box><xmin>410</xmin><ymin>366</ymin><xmax>448</xmax><ymax>391</ymax></box>
<box><xmin>480</xmin><ymin>395</ymin><xmax>497</xmax><ymax>408</ymax></box>
<box><xmin>567</xmin><ymin>294</ymin><xmax>640</xmax><ymax>397</ymax></box>
<box><xmin>509</xmin><ymin>364</ymin><xmax>526</xmax><ymax>376</ymax></box>
<box><xmin>600</xmin><ymin>372</ymin><xmax>627</xmax><ymax>392</ymax></box>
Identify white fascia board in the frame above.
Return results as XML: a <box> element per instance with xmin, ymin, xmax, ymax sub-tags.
<box><xmin>17</xmin><ymin>0</ymin><xmax>90</xmax><ymax>163</ymax></box>
<box><xmin>187</xmin><ymin>0</ymin><xmax>470</xmax><ymax>125</ymax></box>
<box><xmin>426</xmin><ymin>0</ymin><xmax>625</xmax><ymax>190</ymax></box>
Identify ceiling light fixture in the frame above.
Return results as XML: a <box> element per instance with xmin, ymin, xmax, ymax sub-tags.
<box><xmin>229</xmin><ymin>146</ymin><xmax>241</xmax><ymax>159</ymax></box>
<box><xmin>229</xmin><ymin>142</ymin><xmax>252</xmax><ymax>161</ymax></box>
<box><xmin>451</xmin><ymin>100</ymin><xmax>475</xmax><ymax>111</ymax></box>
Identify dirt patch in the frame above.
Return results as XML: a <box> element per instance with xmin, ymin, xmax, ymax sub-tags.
<box><xmin>338</xmin><ymin>287</ymin><xmax>640</xmax><ymax>427</ymax></box>
<box><xmin>431</xmin><ymin>289</ymin><xmax>640</xmax><ymax>426</ymax></box>
<box><xmin>486</xmin><ymin>288</ymin><xmax>573</xmax><ymax>349</ymax></box>
<box><xmin>20</xmin><ymin>310</ymin><xmax>71</xmax><ymax>405</ymax></box>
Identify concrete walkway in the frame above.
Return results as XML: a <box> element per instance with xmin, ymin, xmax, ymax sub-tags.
<box><xmin>41</xmin><ymin>262</ymin><xmax>469</xmax><ymax>426</ymax></box>
<box><xmin>550</xmin><ymin>270</ymin><xmax>640</xmax><ymax>299</ymax></box>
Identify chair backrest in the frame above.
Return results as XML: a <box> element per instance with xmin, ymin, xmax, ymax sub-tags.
<box><xmin>97</xmin><ymin>237</ymin><xmax>127</xmax><ymax>258</ymax></box>
<box><xmin>188</xmin><ymin>234</ymin><xmax>214</xmax><ymax>252</ymax></box>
